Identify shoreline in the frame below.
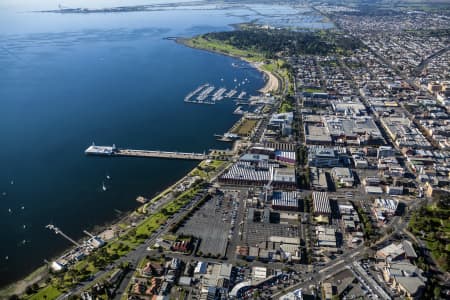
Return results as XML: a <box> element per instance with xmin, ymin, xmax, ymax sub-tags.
<box><xmin>176</xmin><ymin>37</ymin><xmax>280</xmax><ymax>95</ymax></box>
<box><xmin>0</xmin><ymin>159</ymin><xmax>208</xmax><ymax>296</ymax></box>
<box><xmin>251</xmin><ymin>61</ymin><xmax>281</xmax><ymax>94</ymax></box>
<box><xmin>1</xmin><ymin>37</ymin><xmax>252</xmax><ymax>297</ymax></box>
<box><xmin>1</xmin><ymin>32</ymin><xmax>270</xmax><ymax>299</ymax></box>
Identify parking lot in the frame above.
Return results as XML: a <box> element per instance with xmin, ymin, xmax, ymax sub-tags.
<box><xmin>179</xmin><ymin>191</ymin><xmax>241</xmax><ymax>256</ymax></box>
<box><xmin>177</xmin><ymin>194</ymin><xmax>231</xmax><ymax>256</ymax></box>
<box><xmin>244</xmin><ymin>221</ymin><xmax>300</xmax><ymax>246</ymax></box>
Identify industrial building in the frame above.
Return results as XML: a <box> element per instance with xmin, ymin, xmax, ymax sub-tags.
<box><xmin>312</xmin><ymin>192</ymin><xmax>331</xmax><ymax>221</ymax></box>
<box><xmin>271</xmin><ymin>191</ymin><xmax>302</xmax><ymax>211</ymax></box>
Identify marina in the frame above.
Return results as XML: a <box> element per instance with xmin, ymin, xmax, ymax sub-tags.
<box><xmin>237</xmin><ymin>91</ymin><xmax>247</xmax><ymax>99</ymax></box>
<box><xmin>183</xmin><ymin>83</ymin><xmax>251</xmax><ymax>105</ymax></box>
<box><xmin>225</xmin><ymin>89</ymin><xmax>238</xmax><ymax>98</ymax></box>
<box><xmin>184</xmin><ymin>83</ymin><xmax>209</xmax><ymax>102</ymax></box>
<box><xmin>233</xmin><ymin>106</ymin><xmax>245</xmax><ymax>115</ymax></box>
<box><xmin>211</xmin><ymin>87</ymin><xmax>227</xmax><ymax>101</ymax></box>
<box><xmin>196</xmin><ymin>85</ymin><xmax>215</xmax><ymax>101</ymax></box>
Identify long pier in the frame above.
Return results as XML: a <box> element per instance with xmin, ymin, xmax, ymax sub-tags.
<box><xmin>85</xmin><ymin>144</ymin><xmax>207</xmax><ymax>161</ymax></box>
<box><xmin>116</xmin><ymin>149</ymin><xmax>207</xmax><ymax>160</ymax></box>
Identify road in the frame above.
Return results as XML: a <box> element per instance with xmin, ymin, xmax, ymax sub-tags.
<box><xmin>413</xmin><ymin>45</ymin><xmax>450</xmax><ymax>76</ymax></box>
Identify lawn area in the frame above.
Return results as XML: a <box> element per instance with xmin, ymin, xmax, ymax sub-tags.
<box><xmin>190</xmin><ymin>160</ymin><xmax>226</xmax><ymax>179</ymax></box>
<box><xmin>204</xmin><ymin>159</ymin><xmax>225</xmax><ymax>169</ymax></box>
<box><xmin>183</xmin><ymin>36</ymin><xmax>264</xmax><ymax>61</ymax></box>
<box><xmin>304</xmin><ymin>87</ymin><xmax>323</xmax><ymax>93</ymax></box>
<box><xmin>231</xmin><ymin>119</ymin><xmax>258</xmax><ymax>136</ymax></box>
<box><xmin>25</xmin><ymin>285</ymin><xmax>61</xmax><ymax>300</ymax></box>
<box><xmin>183</xmin><ymin>36</ymin><xmax>292</xmax><ymax>95</ymax></box>
<box><xmin>279</xmin><ymin>100</ymin><xmax>293</xmax><ymax>113</ymax></box>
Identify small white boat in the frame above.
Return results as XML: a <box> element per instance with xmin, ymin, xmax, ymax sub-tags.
<box><xmin>102</xmin><ymin>182</ymin><xmax>107</xmax><ymax>191</ymax></box>
<box><xmin>10</xmin><ymin>180</ymin><xmax>14</xmax><ymax>185</ymax></box>
<box><xmin>106</xmin><ymin>175</ymin><xmax>111</xmax><ymax>180</ymax></box>
<box><xmin>8</xmin><ymin>208</ymin><xmax>12</xmax><ymax>213</ymax></box>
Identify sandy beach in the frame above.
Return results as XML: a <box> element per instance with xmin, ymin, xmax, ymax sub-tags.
<box><xmin>253</xmin><ymin>62</ymin><xmax>280</xmax><ymax>94</ymax></box>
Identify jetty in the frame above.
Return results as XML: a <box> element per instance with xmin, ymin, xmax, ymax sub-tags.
<box><xmin>225</xmin><ymin>89</ymin><xmax>238</xmax><ymax>98</ymax></box>
<box><xmin>184</xmin><ymin>83</ymin><xmax>209</xmax><ymax>102</ymax></box>
<box><xmin>183</xmin><ymin>82</ymin><xmax>251</xmax><ymax>105</ymax></box>
<box><xmin>237</xmin><ymin>91</ymin><xmax>247</xmax><ymax>99</ymax></box>
<box><xmin>85</xmin><ymin>144</ymin><xmax>207</xmax><ymax>161</ymax></box>
<box><xmin>196</xmin><ymin>85</ymin><xmax>215</xmax><ymax>101</ymax></box>
<box><xmin>212</xmin><ymin>87</ymin><xmax>227</xmax><ymax>101</ymax></box>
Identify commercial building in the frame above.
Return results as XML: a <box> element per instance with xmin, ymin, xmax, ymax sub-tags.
<box><xmin>272</xmin><ymin>168</ymin><xmax>297</xmax><ymax>189</ymax></box>
<box><xmin>305</xmin><ymin>123</ymin><xmax>333</xmax><ymax>145</ymax></box>
<box><xmin>268</xmin><ymin>112</ymin><xmax>294</xmax><ymax>137</ymax></box>
<box><xmin>331</xmin><ymin>167</ymin><xmax>354</xmax><ymax>187</ymax></box>
<box><xmin>373</xmin><ymin>198</ymin><xmax>399</xmax><ymax>222</ymax></box>
<box><xmin>321</xmin><ymin>282</ymin><xmax>334</xmax><ymax>300</ymax></box>
<box><xmin>219</xmin><ymin>158</ymin><xmax>296</xmax><ymax>189</ymax></box>
<box><xmin>387</xmin><ymin>185</ymin><xmax>404</xmax><ymax>195</ymax></box>
<box><xmin>310</xmin><ymin>167</ymin><xmax>329</xmax><ymax>191</ymax></box>
<box><xmin>365</xmin><ymin>186</ymin><xmax>383</xmax><ymax>195</ymax></box>
<box><xmin>376</xmin><ymin>241</ymin><xmax>417</xmax><ymax>263</ymax></box>
<box><xmin>271</xmin><ymin>191</ymin><xmax>301</xmax><ymax>211</ymax></box>
<box><xmin>377</xmin><ymin>146</ymin><xmax>395</xmax><ymax>159</ymax></box>
<box><xmin>275</xmin><ymin>150</ymin><xmax>296</xmax><ymax>165</ymax></box>
<box><xmin>382</xmin><ymin>261</ymin><xmax>426</xmax><ymax>300</ymax></box>
<box><xmin>308</xmin><ymin>146</ymin><xmax>344</xmax><ymax>167</ymax></box>
<box><xmin>316</xmin><ymin>226</ymin><xmax>337</xmax><ymax>248</ymax></box>
<box><xmin>312</xmin><ymin>192</ymin><xmax>331</xmax><ymax>220</ymax></box>
<box><xmin>323</xmin><ymin>116</ymin><xmax>384</xmax><ymax>145</ymax></box>
<box><xmin>279</xmin><ymin>288</ymin><xmax>303</xmax><ymax>300</ymax></box>
<box><xmin>380</xmin><ymin>116</ymin><xmax>432</xmax><ymax>149</ymax></box>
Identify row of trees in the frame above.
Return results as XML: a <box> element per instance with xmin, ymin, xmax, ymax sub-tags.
<box><xmin>408</xmin><ymin>194</ymin><xmax>450</xmax><ymax>272</ymax></box>
<box><xmin>202</xmin><ymin>27</ymin><xmax>362</xmax><ymax>58</ymax></box>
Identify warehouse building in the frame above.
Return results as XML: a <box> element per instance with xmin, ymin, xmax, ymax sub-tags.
<box><xmin>271</xmin><ymin>191</ymin><xmax>302</xmax><ymax>211</ymax></box>
<box><xmin>312</xmin><ymin>192</ymin><xmax>331</xmax><ymax>221</ymax></box>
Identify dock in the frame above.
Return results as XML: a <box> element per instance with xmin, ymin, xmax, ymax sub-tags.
<box><xmin>85</xmin><ymin>144</ymin><xmax>207</xmax><ymax>161</ymax></box>
<box><xmin>116</xmin><ymin>149</ymin><xmax>207</xmax><ymax>160</ymax></box>
<box><xmin>183</xmin><ymin>83</ymin><xmax>251</xmax><ymax>105</ymax></box>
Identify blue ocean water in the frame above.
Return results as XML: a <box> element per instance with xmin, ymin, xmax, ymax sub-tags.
<box><xmin>0</xmin><ymin>0</ymin><xmax>332</xmax><ymax>286</ymax></box>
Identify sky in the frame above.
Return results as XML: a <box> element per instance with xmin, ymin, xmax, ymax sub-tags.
<box><xmin>0</xmin><ymin>0</ymin><xmax>189</xmax><ymax>11</ymax></box>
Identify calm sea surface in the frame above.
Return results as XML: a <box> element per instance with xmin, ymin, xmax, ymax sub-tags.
<box><xmin>0</xmin><ymin>0</ymin><xmax>332</xmax><ymax>286</ymax></box>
